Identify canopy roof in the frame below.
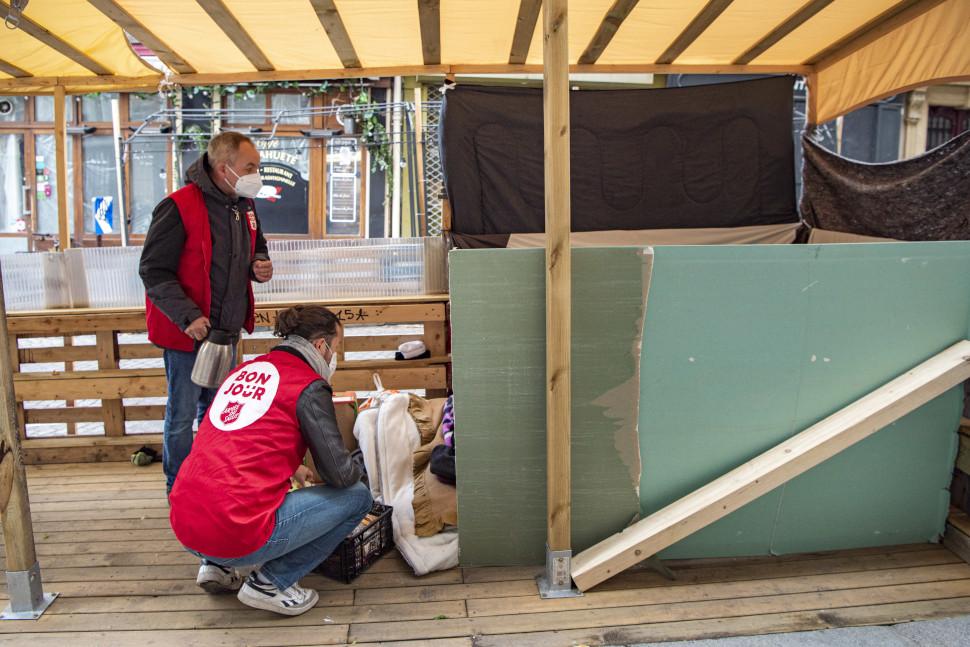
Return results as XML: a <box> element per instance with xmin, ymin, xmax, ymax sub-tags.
<box><xmin>0</xmin><ymin>0</ymin><xmax>967</xmax><ymax>122</ymax></box>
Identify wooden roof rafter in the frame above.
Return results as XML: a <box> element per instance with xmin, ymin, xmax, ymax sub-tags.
<box><xmin>418</xmin><ymin>0</ymin><xmax>441</xmax><ymax>66</ymax></box>
<box><xmin>655</xmin><ymin>0</ymin><xmax>734</xmax><ymax>65</ymax></box>
<box><xmin>309</xmin><ymin>0</ymin><xmax>361</xmax><ymax>69</ymax></box>
<box><xmin>806</xmin><ymin>0</ymin><xmax>948</xmax><ymax>69</ymax></box>
<box><xmin>0</xmin><ymin>0</ymin><xmax>111</xmax><ymax>75</ymax></box>
<box><xmin>195</xmin><ymin>0</ymin><xmax>275</xmax><ymax>72</ymax></box>
<box><xmin>509</xmin><ymin>0</ymin><xmax>542</xmax><ymax>65</ymax></box>
<box><xmin>732</xmin><ymin>0</ymin><xmax>834</xmax><ymax>65</ymax></box>
<box><xmin>0</xmin><ymin>58</ymin><xmax>31</xmax><ymax>78</ymax></box>
<box><xmin>578</xmin><ymin>0</ymin><xmax>640</xmax><ymax>65</ymax></box>
<box><xmin>88</xmin><ymin>0</ymin><xmax>196</xmax><ymax>74</ymax></box>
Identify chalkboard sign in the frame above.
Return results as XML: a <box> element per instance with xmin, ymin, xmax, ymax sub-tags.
<box><xmin>326</xmin><ymin>137</ymin><xmax>362</xmax><ymax>236</ymax></box>
<box><xmin>253</xmin><ymin>138</ymin><xmax>310</xmax><ymax>234</ymax></box>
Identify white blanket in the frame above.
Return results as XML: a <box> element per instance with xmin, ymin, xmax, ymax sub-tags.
<box><xmin>354</xmin><ymin>393</ymin><xmax>459</xmax><ymax>575</ymax></box>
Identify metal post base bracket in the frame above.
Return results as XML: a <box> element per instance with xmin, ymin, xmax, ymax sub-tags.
<box><xmin>1</xmin><ymin>564</ymin><xmax>58</xmax><ymax>620</ymax></box>
<box><xmin>536</xmin><ymin>546</ymin><xmax>583</xmax><ymax>599</ymax></box>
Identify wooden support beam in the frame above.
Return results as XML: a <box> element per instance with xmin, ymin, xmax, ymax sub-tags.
<box><xmin>655</xmin><ymin>0</ymin><xmax>735</xmax><ymax>65</ymax></box>
<box><xmin>54</xmin><ymin>85</ymin><xmax>70</xmax><ymax>250</ymax></box>
<box><xmin>309</xmin><ymin>0</ymin><xmax>362</xmax><ymax>69</ymax></box>
<box><xmin>571</xmin><ymin>340</ymin><xmax>970</xmax><ymax>591</ymax></box>
<box><xmin>95</xmin><ymin>331</ymin><xmax>126</xmax><ymax>437</ymax></box>
<box><xmin>732</xmin><ymin>0</ymin><xmax>834</xmax><ymax>65</ymax></box>
<box><xmin>0</xmin><ymin>1</ymin><xmax>112</xmax><ymax>75</ymax></box>
<box><xmin>0</xmin><ymin>259</ymin><xmax>39</xmax><ymax>574</ymax></box>
<box><xmin>544</xmin><ymin>0</ymin><xmax>571</xmax><ymax>554</ymax></box>
<box><xmin>807</xmin><ymin>0</ymin><xmax>947</xmax><ymax>68</ymax></box>
<box><xmin>88</xmin><ymin>0</ymin><xmax>197</xmax><ymax>74</ymax></box>
<box><xmin>509</xmin><ymin>0</ymin><xmax>542</xmax><ymax>64</ymax></box>
<box><xmin>195</xmin><ymin>0</ymin><xmax>274</xmax><ymax>72</ymax></box>
<box><xmin>417</xmin><ymin>0</ymin><xmax>441</xmax><ymax>66</ymax></box>
<box><xmin>578</xmin><ymin>0</ymin><xmax>640</xmax><ymax>65</ymax></box>
<box><xmin>0</xmin><ymin>58</ymin><xmax>31</xmax><ymax>78</ymax></box>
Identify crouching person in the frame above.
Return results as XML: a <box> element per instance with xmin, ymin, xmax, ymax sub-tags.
<box><xmin>169</xmin><ymin>305</ymin><xmax>372</xmax><ymax>616</ymax></box>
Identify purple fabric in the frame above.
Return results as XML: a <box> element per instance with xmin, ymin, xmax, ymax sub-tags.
<box><xmin>442</xmin><ymin>396</ymin><xmax>455</xmax><ymax>448</ymax></box>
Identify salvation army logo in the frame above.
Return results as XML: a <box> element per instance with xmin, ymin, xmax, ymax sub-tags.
<box><xmin>208</xmin><ymin>361</ymin><xmax>279</xmax><ymax>431</ymax></box>
<box><xmin>220</xmin><ymin>401</ymin><xmax>244</xmax><ymax>425</ymax></box>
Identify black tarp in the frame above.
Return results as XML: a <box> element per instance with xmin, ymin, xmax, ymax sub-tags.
<box><xmin>441</xmin><ymin>76</ymin><xmax>797</xmax><ymax>236</ymax></box>
<box><xmin>801</xmin><ymin>129</ymin><xmax>970</xmax><ymax>240</ymax></box>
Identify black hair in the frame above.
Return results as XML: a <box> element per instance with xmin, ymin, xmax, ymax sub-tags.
<box><xmin>273</xmin><ymin>305</ymin><xmax>341</xmax><ymax>342</ymax></box>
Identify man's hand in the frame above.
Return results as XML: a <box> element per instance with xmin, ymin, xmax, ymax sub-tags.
<box><xmin>292</xmin><ymin>464</ymin><xmax>314</xmax><ymax>488</ymax></box>
<box><xmin>252</xmin><ymin>259</ymin><xmax>273</xmax><ymax>282</ymax></box>
<box><xmin>184</xmin><ymin>316</ymin><xmax>211</xmax><ymax>341</ymax></box>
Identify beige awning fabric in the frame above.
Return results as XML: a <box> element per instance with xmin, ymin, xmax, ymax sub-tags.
<box><xmin>507</xmin><ymin>224</ymin><xmax>801</xmax><ymax>248</ymax></box>
<box><xmin>0</xmin><ymin>0</ymin><xmax>967</xmax><ymax>121</ymax></box>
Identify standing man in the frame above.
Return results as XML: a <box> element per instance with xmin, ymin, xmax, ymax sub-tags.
<box><xmin>140</xmin><ymin>132</ymin><xmax>274</xmax><ymax>493</ymax></box>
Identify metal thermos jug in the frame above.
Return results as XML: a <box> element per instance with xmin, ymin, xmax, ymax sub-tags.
<box><xmin>191</xmin><ymin>329</ymin><xmax>235</xmax><ymax>388</ymax></box>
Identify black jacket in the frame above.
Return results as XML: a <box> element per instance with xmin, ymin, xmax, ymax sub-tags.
<box><xmin>275</xmin><ymin>345</ymin><xmax>363</xmax><ymax>488</ymax></box>
<box><xmin>139</xmin><ymin>154</ymin><xmax>269</xmax><ymax>333</ymax></box>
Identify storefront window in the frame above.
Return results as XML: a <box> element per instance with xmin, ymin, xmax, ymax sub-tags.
<box><xmin>0</xmin><ymin>96</ymin><xmax>27</xmax><ymax>123</ymax></box>
<box><xmin>35</xmin><ymin>96</ymin><xmax>75</xmax><ymax>123</ymax></box>
<box><xmin>82</xmin><ymin>135</ymin><xmax>119</xmax><ymax>233</ymax></box>
<box><xmin>0</xmin><ymin>134</ymin><xmax>25</xmax><ymax>232</ymax></box>
<box><xmin>130</xmin><ymin>141</ymin><xmax>168</xmax><ymax>234</ymax></box>
<box><xmin>226</xmin><ymin>93</ymin><xmax>264</xmax><ymax>123</ymax></box>
<box><xmin>81</xmin><ymin>93</ymin><xmax>119</xmax><ymax>122</ymax></box>
<box><xmin>129</xmin><ymin>93</ymin><xmax>165</xmax><ymax>122</ymax></box>
<box><xmin>326</xmin><ymin>137</ymin><xmax>362</xmax><ymax>236</ymax></box>
<box><xmin>254</xmin><ymin>137</ymin><xmax>310</xmax><ymax>234</ymax></box>
<box><xmin>271</xmin><ymin>93</ymin><xmax>310</xmax><ymax>124</ymax></box>
<box><xmin>34</xmin><ymin>134</ymin><xmax>75</xmax><ymax>235</ymax></box>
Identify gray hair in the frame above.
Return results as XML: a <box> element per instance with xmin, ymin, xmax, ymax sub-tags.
<box><xmin>207</xmin><ymin>131</ymin><xmax>254</xmax><ymax>166</ymax></box>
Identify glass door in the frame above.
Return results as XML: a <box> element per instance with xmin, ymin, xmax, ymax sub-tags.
<box><xmin>0</xmin><ymin>133</ymin><xmax>29</xmax><ymax>252</ymax></box>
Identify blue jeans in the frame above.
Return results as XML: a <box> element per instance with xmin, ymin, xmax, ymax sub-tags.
<box><xmin>189</xmin><ymin>482</ymin><xmax>373</xmax><ymax>590</ymax></box>
<box><xmin>162</xmin><ymin>348</ymin><xmax>218</xmax><ymax>492</ymax></box>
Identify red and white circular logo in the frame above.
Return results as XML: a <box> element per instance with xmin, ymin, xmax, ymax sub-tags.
<box><xmin>208</xmin><ymin>361</ymin><xmax>279</xmax><ymax>431</ymax></box>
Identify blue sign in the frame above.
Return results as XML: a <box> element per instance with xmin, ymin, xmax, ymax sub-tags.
<box><xmin>93</xmin><ymin>196</ymin><xmax>114</xmax><ymax>235</ymax></box>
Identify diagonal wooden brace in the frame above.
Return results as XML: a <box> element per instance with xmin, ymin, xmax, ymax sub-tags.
<box><xmin>572</xmin><ymin>340</ymin><xmax>970</xmax><ymax>591</ymax></box>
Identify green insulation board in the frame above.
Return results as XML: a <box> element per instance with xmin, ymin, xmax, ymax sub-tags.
<box><xmin>450</xmin><ymin>242</ymin><xmax>970</xmax><ymax>566</ymax></box>
<box><xmin>450</xmin><ymin>247</ymin><xmax>650</xmax><ymax>566</ymax></box>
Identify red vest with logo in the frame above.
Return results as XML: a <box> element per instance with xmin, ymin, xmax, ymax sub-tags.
<box><xmin>145</xmin><ymin>184</ymin><xmax>258</xmax><ymax>351</ymax></box>
<box><xmin>169</xmin><ymin>350</ymin><xmax>322</xmax><ymax>558</ymax></box>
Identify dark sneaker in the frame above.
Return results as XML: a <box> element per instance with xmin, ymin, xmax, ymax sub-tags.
<box><xmin>196</xmin><ymin>560</ymin><xmax>244</xmax><ymax>593</ymax></box>
<box><xmin>236</xmin><ymin>570</ymin><xmax>319</xmax><ymax>616</ymax></box>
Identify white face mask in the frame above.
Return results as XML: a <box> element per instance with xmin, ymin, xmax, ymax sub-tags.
<box><xmin>318</xmin><ymin>339</ymin><xmax>338</xmax><ymax>381</ymax></box>
<box><xmin>225</xmin><ymin>165</ymin><xmax>263</xmax><ymax>199</ymax></box>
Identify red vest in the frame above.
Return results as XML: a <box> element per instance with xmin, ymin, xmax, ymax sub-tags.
<box><xmin>169</xmin><ymin>350</ymin><xmax>322</xmax><ymax>559</ymax></box>
<box><xmin>145</xmin><ymin>184</ymin><xmax>258</xmax><ymax>351</ymax></box>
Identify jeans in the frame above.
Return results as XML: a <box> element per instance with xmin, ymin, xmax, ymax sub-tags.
<box><xmin>162</xmin><ymin>347</ymin><xmax>218</xmax><ymax>492</ymax></box>
<box><xmin>189</xmin><ymin>482</ymin><xmax>373</xmax><ymax>590</ymax></box>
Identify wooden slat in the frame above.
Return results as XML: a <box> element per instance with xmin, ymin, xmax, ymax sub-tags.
<box><xmin>732</xmin><ymin>0</ymin><xmax>835</xmax><ymax>65</ymax></box>
<box><xmin>0</xmin><ymin>1</ymin><xmax>112</xmax><ymax>75</ymax></box>
<box><xmin>349</xmin><ymin>580</ymin><xmax>970</xmax><ymax>642</ymax></box>
<box><xmin>473</xmin><ymin>598</ymin><xmax>970</xmax><ymax>647</ymax></box>
<box><xmin>806</xmin><ymin>0</ymin><xmax>947</xmax><ymax>67</ymax></box>
<box><xmin>655</xmin><ymin>0</ymin><xmax>735</xmax><ymax>64</ymax></box>
<box><xmin>21</xmin><ymin>435</ymin><xmax>162</xmax><ymax>465</ymax></box>
<box><xmin>578</xmin><ymin>0</ymin><xmax>640</xmax><ymax>65</ymax></box>
<box><xmin>88</xmin><ymin>0</ymin><xmax>197</xmax><ymax>74</ymax></box>
<box><xmin>572</xmin><ymin>340</ymin><xmax>970</xmax><ymax>591</ymax></box>
<box><xmin>508</xmin><ymin>0</ymin><xmax>542</xmax><ymax>64</ymax></box>
<box><xmin>418</xmin><ymin>0</ymin><xmax>442</xmax><ymax>65</ymax></box>
<box><xmin>39</xmin><ymin>590</ymin><xmax>352</xmax><ymax>614</ymax></box>
<box><xmin>0</xmin><ymin>58</ymin><xmax>31</xmax><ymax>78</ymax></box>
<box><xmin>20</xmin><ymin>344</ymin><xmax>98</xmax><ymax>363</ymax></box>
<box><xmin>309</xmin><ymin>0</ymin><xmax>362</xmax><ymax>68</ymax></box>
<box><xmin>6</xmin><ymin>626</ymin><xmax>350</xmax><ymax>646</ymax></box>
<box><xmin>946</xmin><ymin>520</ymin><xmax>970</xmax><ymax>565</ymax></box>
<box><xmin>195</xmin><ymin>0</ymin><xmax>274</xmax><ymax>71</ymax></box>
<box><xmin>24</xmin><ymin>405</ymin><xmax>165</xmax><ymax>424</ymax></box>
<box><xmin>14</xmin><ymin>368</ymin><xmax>168</xmax><ymax>401</ymax></box>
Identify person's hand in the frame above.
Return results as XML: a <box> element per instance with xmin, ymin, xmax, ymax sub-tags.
<box><xmin>252</xmin><ymin>258</ymin><xmax>273</xmax><ymax>282</ymax></box>
<box><xmin>184</xmin><ymin>316</ymin><xmax>211</xmax><ymax>341</ymax></box>
<box><xmin>292</xmin><ymin>464</ymin><xmax>313</xmax><ymax>488</ymax></box>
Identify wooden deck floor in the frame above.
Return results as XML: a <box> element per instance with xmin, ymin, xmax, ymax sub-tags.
<box><xmin>1</xmin><ymin>461</ymin><xmax>969</xmax><ymax>646</ymax></box>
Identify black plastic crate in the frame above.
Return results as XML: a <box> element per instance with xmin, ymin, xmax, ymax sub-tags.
<box><xmin>315</xmin><ymin>502</ymin><xmax>394</xmax><ymax>583</ymax></box>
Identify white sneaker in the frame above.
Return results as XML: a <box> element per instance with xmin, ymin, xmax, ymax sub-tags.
<box><xmin>237</xmin><ymin>570</ymin><xmax>319</xmax><ymax>616</ymax></box>
<box><xmin>196</xmin><ymin>561</ymin><xmax>244</xmax><ymax>593</ymax></box>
